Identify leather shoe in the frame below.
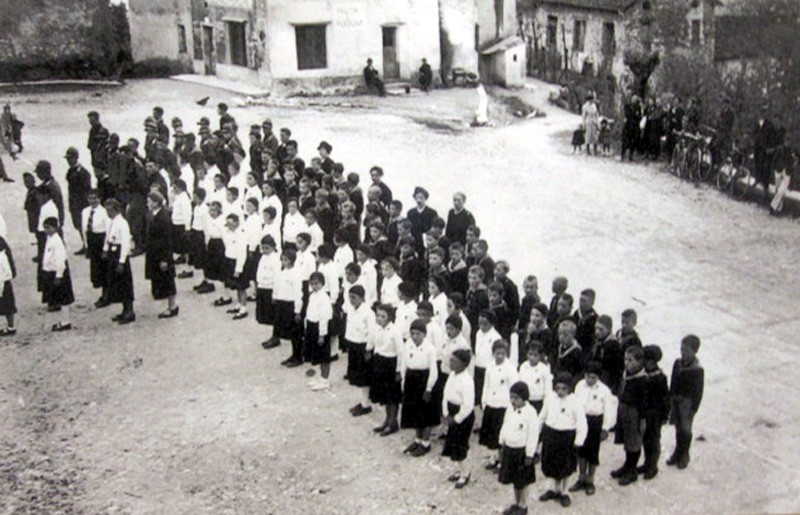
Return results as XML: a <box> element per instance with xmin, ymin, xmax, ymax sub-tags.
<box><xmin>262</xmin><ymin>339</ymin><xmax>280</xmax><ymax>349</ymax></box>
<box><xmin>379</xmin><ymin>423</ymin><xmax>398</xmax><ymax>437</ymax></box>
<box><xmin>232</xmin><ymin>311</ymin><xmax>248</xmax><ymax>320</ymax></box>
<box><xmin>158</xmin><ymin>307</ymin><xmax>179</xmax><ymax>319</ymax></box>
<box><xmin>118</xmin><ymin>313</ymin><xmax>136</xmax><ymax>324</ymax></box>
<box><xmin>285</xmin><ymin>359</ymin><xmax>302</xmax><ymax>368</ymax></box>
<box><xmin>95</xmin><ymin>299</ymin><xmax>110</xmax><ymax>309</ymax></box>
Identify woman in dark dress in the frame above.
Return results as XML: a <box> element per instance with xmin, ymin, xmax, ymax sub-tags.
<box><xmin>145</xmin><ymin>192</ymin><xmax>179</xmax><ymax>319</ymax></box>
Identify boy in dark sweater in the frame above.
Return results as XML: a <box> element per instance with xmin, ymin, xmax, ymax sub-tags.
<box><xmin>667</xmin><ymin>335</ymin><xmax>704</xmax><ymax>470</ymax></box>
<box><xmin>487</xmin><ymin>281</ymin><xmax>514</xmax><ymax>343</ymax></box>
<box><xmin>546</xmin><ymin>276</ymin><xmax>568</xmax><ymax>330</ymax></box>
<box><xmin>574</xmin><ymin>288</ymin><xmax>598</xmax><ymax>350</ymax></box>
<box><xmin>446</xmin><ymin>242</ymin><xmax>469</xmax><ymax>296</ymax></box>
<box><xmin>589</xmin><ymin>315</ymin><xmax>623</xmax><ymax>395</ymax></box>
<box><xmin>616</xmin><ymin>308</ymin><xmax>643</xmax><ymax>354</ymax></box>
<box><xmin>638</xmin><ymin>345</ymin><xmax>670</xmax><ymax>479</ymax></box>
<box><xmin>611</xmin><ymin>346</ymin><xmax>648</xmax><ymax>486</ymax></box>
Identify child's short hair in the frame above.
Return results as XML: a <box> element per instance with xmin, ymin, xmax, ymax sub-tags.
<box><xmin>347</xmin><ymin>172</ymin><xmax>359</xmax><ymax>186</ymax></box>
<box><xmin>345</xmin><ymin>262</ymin><xmax>362</xmax><ymax>276</ymax></box>
<box><xmin>445</xmin><ymin>314</ymin><xmax>463</xmax><ymax>331</ymax></box>
<box><xmin>173</xmin><ymin>179</ymin><xmax>187</xmax><ymax>192</ymax></box>
<box><xmin>87</xmin><ymin>188</ymin><xmax>100</xmax><ymax>198</ymax></box>
<box><xmin>431</xmin><ymin>217</ymin><xmax>446</xmax><ymax>230</ymax></box>
<box><xmin>416</xmin><ymin>300</ymin><xmax>433</xmax><ymax>314</ymax></box>
<box><xmin>398</xmin><ymin>219</ymin><xmax>412</xmax><ymax>231</ymax></box>
<box><xmin>43</xmin><ymin>216</ymin><xmax>60</xmax><ymax>229</ymax></box>
<box><xmin>397</xmin><ymin>236</ymin><xmax>415</xmax><ymax>249</ymax></box>
<box><xmin>209</xmin><ymin>201</ymin><xmax>222</xmax><ymax>211</ymax></box>
<box><xmin>585</xmin><ymin>360</ymin><xmax>603</xmax><ymax>375</ymax></box>
<box><xmin>478</xmin><ymin>309</ymin><xmax>497</xmax><ymax>326</ymax></box>
<box><xmin>532</xmin><ymin>302</ymin><xmax>548</xmax><ymax>317</ymax></box>
<box><xmin>246</xmin><ymin>197</ymin><xmax>259</xmax><ymax>209</ymax></box>
<box><xmin>317</xmin><ymin>243</ymin><xmax>335</xmax><ymax>260</ymax></box>
<box><xmin>448</xmin><ymin>292</ymin><xmax>465</xmax><ymax>309</ymax></box>
<box><xmin>369</xmin><ymin>220</ymin><xmax>386</xmax><ymax>234</ymax></box>
<box><xmin>227</xmin><ymin>187</ymin><xmax>239</xmax><ymax>198</ymax></box>
<box><xmin>621</xmin><ymin>308</ymin><xmax>638</xmax><ymax>322</ymax></box>
<box><xmin>296</xmin><ymin>232</ymin><xmax>311</xmax><ymax>245</ymax></box>
<box><xmin>304</xmin><ymin>209</ymin><xmax>317</xmax><ymax>220</ymax></box>
<box><xmin>643</xmin><ymin>345</ymin><xmax>662</xmax><ymax>363</ymax></box>
<box><xmin>560</xmin><ymin>319</ymin><xmax>577</xmax><ymax>334</ymax></box>
<box><xmin>429</xmin><ymin>246</ymin><xmax>446</xmax><ymax>260</ymax></box>
<box><xmin>449</xmin><ymin>242</ymin><xmax>464</xmax><ymax>255</ymax></box>
<box><xmin>309</xmin><ymin>271</ymin><xmax>325</xmax><ymax>285</ymax></box>
<box><xmin>488</xmin><ymin>281</ymin><xmax>505</xmax><ymax>296</ymax></box>
<box><xmin>523</xmin><ymin>274</ymin><xmax>537</xmax><ymax>288</ymax></box>
<box><xmin>398</xmin><ymin>281</ymin><xmax>416</xmax><ymax>299</ymax></box>
<box><xmin>355</xmin><ymin>243</ymin><xmax>372</xmax><ymax>257</ymax></box>
<box><xmin>261</xmin><ymin>235</ymin><xmax>277</xmax><ymax>248</ymax></box>
<box><xmin>560</xmin><ymin>293</ymin><xmax>574</xmax><ymax>306</ymax></box>
<box><xmin>528</xmin><ymin>341</ymin><xmax>544</xmax><ymax>355</ymax></box>
<box><xmin>581</xmin><ymin>288</ymin><xmax>596</xmax><ymax>301</ymax></box>
<box><xmin>263</xmin><ymin>206</ymin><xmax>277</xmax><ymax>219</ymax></box>
<box><xmin>281</xmin><ymin>249</ymin><xmax>297</xmax><ymax>263</ymax></box>
<box><xmin>381</xmin><ymin>257</ymin><xmax>399</xmax><ymax>271</ymax></box>
<box><xmin>495</xmin><ymin>260</ymin><xmax>510</xmax><ymax>273</ymax></box>
<box><xmin>375</xmin><ymin>303</ymin><xmax>396</xmax><ymax>320</ymax></box>
<box><xmin>466</xmin><ymin>224</ymin><xmax>481</xmax><ymax>237</ymax></box>
<box><xmin>348</xmin><ymin>284</ymin><xmax>365</xmax><ymax>298</ymax></box>
<box><xmin>334</xmin><ymin>228</ymin><xmax>348</xmax><ymax>243</ymax></box>
<box><xmin>410</xmin><ymin>318</ymin><xmax>427</xmax><ymax>334</ymax></box>
<box><xmin>468</xmin><ymin>265</ymin><xmax>485</xmax><ymax>281</ymax></box>
<box><xmin>682</xmin><ymin>334</ymin><xmax>701</xmax><ymax>352</ymax></box>
<box><xmin>390</xmin><ymin>199</ymin><xmax>403</xmax><ymax>211</ymax></box>
<box><xmin>428</xmin><ymin>274</ymin><xmax>446</xmax><ymax>293</ymax></box>
<box><xmin>625</xmin><ymin>346</ymin><xmax>645</xmax><ymax>361</ymax></box>
<box><xmin>194</xmin><ymin>187</ymin><xmax>207</xmax><ymax>201</ymax></box>
<box><xmin>492</xmin><ymin>339</ymin><xmax>510</xmax><ymax>353</ymax></box>
<box><xmin>226</xmin><ymin>213</ymin><xmax>240</xmax><ymax>224</ymax></box>
<box><xmin>475</xmin><ymin>239</ymin><xmax>489</xmax><ymax>251</ymax></box>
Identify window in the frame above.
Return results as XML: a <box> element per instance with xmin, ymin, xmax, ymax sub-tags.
<box><xmin>295</xmin><ymin>24</ymin><xmax>327</xmax><ymax>70</ymax></box>
<box><xmin>494</xmin><ymin>0</ymin><xmax>505</xmax><ymax>38</ymax></box>
<box><xmin>602</xmin><ymin>22</ymin><xmax>616</xmax><ymax>56</ymax></box>
<box><xmin>572</xmin><ymin>19</ymin><xmax>586</xmax><ymax>51</ymax></box>
<box><xmin>690</xmin><ymin>20</ymin><xmax>702</xmax><ymax>47</ymax></box>
<box><xmin>178</xmin><ymin>24</ymin><xmax>188</xmax><ymax>54</ymax></box>
<box><xmin>227</xmin><ymin>21</ymin><xmax>247</xmax><ymax>66</ymax></box>
<box><xmin>192</xmin><ymin>23</ymin><xmax>203</xmax><ymax>60</ymax></box>
<box><xmin>547</xmin><ymin>15</ymin><xmax>558</xmax><ymax>47</ymax></box>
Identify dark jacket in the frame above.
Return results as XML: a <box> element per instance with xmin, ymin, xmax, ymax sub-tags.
<box><xmin>145</xmin><ymin>208</ymin><xmax>174</xmax><ymax>279</ymax></box>
<box><xmin>644</xmin><ymin>368</ymin><xmax>671</xmax><ymax>424</ymax></box>
<box><xmin>574</xmin><ymin>308</ymin><xmax>598</xmax><ymax>350</ymax></box>
<box><xmin>66</xmin><ymin>164</ymin><xmax>92</xmax><ymax>211</ymax></box>
<box><xmin>445</xmin><ymin>208</ymin><xmax>476</xmax><ymax>244</ymax></box>
<box><xmin>669</xmin><ymin>358</ymin><xmax>704</xmax><ymax>412</ymax></box>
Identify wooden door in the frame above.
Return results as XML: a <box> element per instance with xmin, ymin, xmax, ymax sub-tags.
<box><xmin>203</xmin><ymin>25</ymin><xmax>216</xmax><ymax>75</ymax></box>
<box><xmin>382</xmin><ymin>26</ymin><xmax>399</xmax><ymax>80</ymax></box>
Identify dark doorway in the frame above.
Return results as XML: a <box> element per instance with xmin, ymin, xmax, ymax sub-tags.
<box><xmin>203</xmin><ymin>25</ymin><xmax>215</xmax><ymax>75</ymax></box>
<box><xmin>382</xmin><ymin>26</ymin><xmax>399</xmax><ymax>80</ymax></box>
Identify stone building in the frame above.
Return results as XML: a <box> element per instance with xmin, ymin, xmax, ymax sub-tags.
<box><xmin>127</xmin><ymin>0</ymin><xmax>194</xmax><ymax>67</ymax></box>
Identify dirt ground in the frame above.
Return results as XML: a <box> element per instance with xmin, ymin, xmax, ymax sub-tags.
<box><xmin>1</xmin><ymin>78</ymin><xmax>799</xmax><ymax>514</ymax></box>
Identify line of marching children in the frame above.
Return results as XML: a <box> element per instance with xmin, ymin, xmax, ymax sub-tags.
<box><xmin>0</xmin><ymin>106</ymin><xmax>705</xmax><ymax>514</ymax></box>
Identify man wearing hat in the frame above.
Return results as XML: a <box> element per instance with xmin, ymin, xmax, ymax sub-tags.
<box><xmin>86</xmin><ymin>111</ymin><xmax>109</xmax><ymax>173</ymax></box>
<box><xmin>65</xmin><ymin>148</ymin><xmax>92</xmax><ymax>255</ymax></box>
<box><xmin>317</xmin><ymin>141</ymin><xmax>334</xmax><ymax>174</ymax></box>
<box><xmin>261</xmin><ymin>119</ymin><xmax>279</xmax><ymax>156</ymax></box>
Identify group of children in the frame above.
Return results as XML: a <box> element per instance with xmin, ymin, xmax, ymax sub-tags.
<box><xmin>0</xmin><ymin>105</ymin><xmax>706</xmax><ymax>514</ymax></box>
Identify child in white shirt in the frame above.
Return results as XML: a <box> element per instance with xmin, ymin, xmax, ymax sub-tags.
<box><xmin>480</xmin><ymin>339</ymin><xmax>518</xmax><ymax>469</ymax></box>
<box><xmin>498</xmin><ymin>381</ymin><xmax>540</xmax><ymax>513</ymax></box>
<box><xmin>305</xmin><ymin>272</ymin><xmax>334</xmax><ymax>391</ymax></box>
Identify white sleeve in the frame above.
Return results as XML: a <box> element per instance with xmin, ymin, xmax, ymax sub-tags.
<box><xmin>426</xmin><ymin>346</ymin><xmax>438</xmax><ymax>392</ymax></box>
<box><xmin>54</xmin><ymin>238</ymin><xmax>67</xmax><ymax>278</ymax></box>
<box><xmin>319</xmin><ymin>297</ymin><xmax>333</xmax><ymax>337</ymax></box>
<box><xmin>574</xmin><ymin>400</ymin><xmax>588</xmax><ymax>447</ymax></box>
<box><xmin>525</xmin><ymin>409</ymin><xmax>541</xmax><ymax>457</ymax></box>
<box><xmin>455</xmin><ymin>376</ymin><xmax>475</xmax><ymax>425</ymax></box>
<box><xmin>119</xmin><ymin>220</ymin><xmax>132</xmax><ymax>263</ymax></box>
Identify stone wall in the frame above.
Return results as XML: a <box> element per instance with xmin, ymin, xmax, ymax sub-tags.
<box><xmin>128</xmin><ymin>0</ymin><xmax>194</xmax><ymax>64</ymax></box>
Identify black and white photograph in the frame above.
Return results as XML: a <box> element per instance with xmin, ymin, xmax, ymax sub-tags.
<box><xmin>0</xmin><ymin>0</ymin><xmax>798</xmax><ymax>513</ymax></box>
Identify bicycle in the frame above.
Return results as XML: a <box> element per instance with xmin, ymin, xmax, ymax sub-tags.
<box><xmin>715</xmin><ymin>144</ymin><xmax>753</xmax><ymax>200</ymax></box>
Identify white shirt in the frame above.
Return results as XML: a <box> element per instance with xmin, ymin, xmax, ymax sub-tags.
<box><xmin>0</xmin><ymin>212</ymin><xmax>6</xmax><ymax>239</ymax></box>
<box><xmin>0</xmin><ymin>248</ymin><xmax>12</xmax><ymax>284</ymax></box>
<box><xmin>223</xmin><ymin>227</ymin><xmax>247</xmax><ymax>275</ymax></box>
<box><xmin>539</xmin><ymin>392</ymin><xmax>588</xmax><ymax>446</ymax></box>
<box><xmin>263</xmin><ymin>194</ymin><xmax>283</xmax><ymax>223</ymax></box>
<box><xmin>37</xmin><ymin>200</ymin><xmax>59</xmax><ymax>231</ymax></box>
<box><xmin>223</xmin><ymin>200</ymin><xmax>243</xmax><ymax>221</ymax></box>
<box><xmin>198</xmin><ymin>177</ymin><xmax>216</xmax><ymax>203</ymax></box>
<box><xmin>306</xmin><ymin>222</ymin><xmax>324</xmax><ymax>254</ymax></box>
<box><xmin>81</xmin><ymin>205</ymin><xmax>110</xmax><ymax>242</ymax></box>
<box><xmin>171</xmin><ymin>192</ymin><xmax>192</xmax><ymax>226</ymax></box>
<box><xmin>191</xmin><ymin>204</ymin><xmax>207</xmax><ymax>232</ymax></box>
<box><xmin>208</xmin><ymin>186</ymin><xmax>227</xmax><ymax>207</ymax></box>
<box><xmin>395</xmin><ymin>299</ymin><xmax>418</xmax><ymax>340</ymax></box>
<box><xmin>227</xmin><ymin>173</ymin><xmax>248</xmax><ymax>204</ymax></box>
<box><xmin>42</xmin><ymin>233</ymin><xmax>68</xmax><ymax>277</ymax></box>
<box><xmin>103</xmin><ymin>215</ymin><xmax>132</xmax><ymax>263</ymax></box>
<box><xmin>442</xmin><ymin>370</ymin><xmax>475</xmax><ymax>424</ymax></box>
<box><xmin>317</xmin><ymin>260</ymin><xmax>339</xmax><ymax>302</ymax></box>
<box><xmin>369</xmin><ymin>321</ymin><xmax>404</xmax><ymax>359</ymax></box>
<box><xmin>499</xmin><ymin>403</ymin><xmax>540</xmax><ymax>456</ymax></box>
<box><xmin>255</xmin><ymin>252</ymin><xmax>280</xmax><ymax>289</ymax></box>
<box><xmin>430</xmin><ymin>292</ymin><xmax>448</xmax><ymax>329</ymax></box>
<box><xmin>426</xmin><ymin>320</ymin><xmax>448</xmax><ymax>362</ymax></box>
<box><xmin>342</xmin><ymin>277</ymin><xmax>367</xmax><ymax>313</ymax></box>
<box><xmin>519</xmin><ymin>361</ymin><xmax>553</xmax><ymax>403</ymax></box>
<box><xmin>482</xmin><ymin>359</ymin><xmax>518</xmax><ymax>409</ymax></box>
<box><xmin>574</xmin><ymin>379</ymin><xmax>615</xmax><ymax>430</ymax></box>
<box><xmin>344</xmin><ymin>302</ymin><xmax>370</xmax><ymax>343</ymax></box>
<box><xmin>379</xmin><ymin>273</ymin><xmax>401</xmax><ymax>307</ymax></box>
<box><xmin>400</xmin><ymin>339</ymin><xmax>439</xmax><ymax>391</ymax></box>
<box><xmin>282</xmin><ymin>212</ymin><xmax>305</xmax><ymax>245</ymax></box>
<box><xmin>306</xmin><ymin>290</ymin><xmax>333</xmax><ymax>336</ymax></box>
<box><xmin>474</xmin><ymin>327</ymin><xmax>501</xmax><ymax>369</ymax></box>
<box><xmin>244</xmin><ymin>185</ymin><xmax>262</xmax><ymax>207</ymax></box>
<box><xmin>243</xmin><ymin>213</ymin><xmax>262</xmax><ymax>251</ymax></box>
<box><xmin>296</xmin><ymin>248</ymin><xmax>316</xmax><ymax>283</ymax></box>
<box><xmin>273</xmin><ymin>266</ymin><xmax>303</xmax><ymax>313</ymax></box>
<box><xmin>261</xmin><ymin>219</ymin><xmax>282</xmax><ymax>252</ymax></box>
<box><xmin>440</xmin><ymin>334</ymin><xmax>471</xmax><ymax>374</ymax></box>
<box><xmin>333</xmin><ymin>245</ymin><xmax>354</xmax><ymax>281</ymax></box>
<box><xmin>205</xmin><ymin>215</ymin><xmax>225</xmax><ymax>242</ymax></box>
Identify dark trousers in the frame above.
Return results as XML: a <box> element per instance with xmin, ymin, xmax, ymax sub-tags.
<box><xmin>754</xmin><ymin>147</ymin><xmax>774</xmax><ymax>190</ymax></box>
<box><xmin>642</xmin><ymin>414</ymin><xmax>662</xmax><ymax>470</ymax></box>
<box><xmin>126</xmin><ymin>194</ymin><xmax>147</xmax><ymax>251</ymax></box>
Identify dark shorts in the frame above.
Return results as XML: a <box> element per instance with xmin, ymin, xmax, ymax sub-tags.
<box><xmin>499</xmin><ymin>446</ymin><xmax>536</xmax><ymax>489</ymax></box>
<box><xmin>479</xmin><ymin>406</ymin><xmax>506</xmax><ymax>450</ymax></box>
<box><xmin>442</xmin><ymin>402</ymin><xmax>475</xmax><ymax>462</ymax></box>
<box><xmin>255</xmin><ymin>288</ymin><xmax>274</xmax><ymax>325</ymax></box>
<box><xmin>346</xmin><ymin>341</ymin><xmax>371</xmax><ymax>387</ymax></box>
<box><xmin>304</xmin><ymin>321</ymin><xmax>332</xmax><ymax>365</ymax></box>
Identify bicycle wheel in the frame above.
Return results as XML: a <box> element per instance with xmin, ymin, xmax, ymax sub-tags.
<box><xmin>731</xmin><ymin>167</ymin><xmax>751</xmax><ymax>200</ymax></box>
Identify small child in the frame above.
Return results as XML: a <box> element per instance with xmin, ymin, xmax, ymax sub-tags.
<box><xmin>518</xmin><ymin>341</ymin><xmax>552</xmax><ymax>415</ymax></box>
<box><xmin>525</xmin><ymin>303</ymin><xmax>553</xmax><ymax>365</ymax></box>
<box><xmin>41</xmin><ymin>217</ymin><xmax>74</xmax><ymax>332</ymax></box>
<box><xmin>474</xmin><ymin>309</ymin><xmax>502</xmax><ymax>417</ymax></box>
<box><xmin>599</xmin><ymin>118</ymin><xmax>611</xmax><ymax>156</ymax></box>
<box><xmin>379</xmin><ymin>257</ymin><xmax>402</xmax><ymax>308</ymax></box>
<box><xmin>667</xmin><ymin>335</ymin><xmax>704</xmax><ymax>470</ymax></box>
<box><xmin>305</xmin><ymin>272</ymin><xmax>333</xmax><ymax>391</ymax></box>
<box><xmin>346</xmin><ymin>285</ymin><xmax>373</xmax><ymax>416</ymax></box>
<box><xmin>638</xmin><ymin>345</ymin><xmax>670</xmax><ymax>479</ymax></box>
<box><xmin>488</xmin><ymin>281</ymin><xmax>515</xmax><ymax>350</ymax></box>
<box><xmin>395</xmin><ymin>281</ymin><xmax>418</xmax><ymax>341</ymax></box>
<box><xmin>480</xmin><ymin>339</ymin><xmax>518</xmax><ymax>470</ymax></box>
<box><xmin>0</xmin><ymin>235</ymin><xmax>17</xmax><ymax>336</ymax></box>
<box><xmin>368</xmin><ymin>303</ymin><xmax>404</xmax><ymax>435</ymax></box>
<box><xmin>317</xmin><ymin>244</ymin><xmax>341</xmax><ymax>357</ymax></box>
<box><xmin>400</xmin><ymin>319</ymin><xmax>439</xmax><ymax>457</ymax></box>
<box><xmin>572</xmin><ymin>124</ymin><xmax>585</xmax><ymax>154</ymax></box>
<box><xmin>442</xmin><ymin>348</ymin><xmax>476</xmax><ymax>489</ymax></box>
<box><xmin>611</xmin><ymin>346</ymin><xmax>648</xmax><ymax>485</ymax></box>
<box><xmin>217</xmin><ymin>214</ymin><xmax>248</xmax><ymax>319</ymax></box>
<box><xmin>283</xmin><ymin>198</ymin><xmax>305</xmax><ymax>249</ymax></box>
<box><xmin>170</xmin><ymin>179</ymin><xmax>192</xmax><ymax>266</ymax></box>
<box><xmin>272</xmin><ymin>249</ymin><xmax>303</xmax><ymax>364</ymax></box>
<box><xmin>104</xmin><ymin>199</ymin><xmax>136</xmax><ymax>324</ymax></box>
<box><xmin>182</xmin><ymin>188</ymin><xmax>207</xmax><ymax>281</ymax></box>
<box><xmin>81</xmin><ymin>189</ymin><xmax>110</xmax><ymax>307</ymax></box>
<box><xmin>554</xmin><ymin>320</ymin><xmax>584</xmax><ymax>381</ymax></box>
<box><xmin>242</xmin><ymin>197</ymin><xmax>262</xmax><ymax>293</ymax></box>
<box><xmin>616</xmin><ymin>308</ymin><xmax>643</xmax><ymax>354</ymax></box>
<box><xmin>538</xmin><ymin>372</ymin><xmax>587</xmax><ymax>508</ymax></box>
<box><xmin>571</xmin><ymin>361</ymin><xmax>615</xmax><ymax>496</ymax></box>
<box><xmin>447</xmin><ymin>242</ymin><xmax>469</xmax><ymax>296</ymax></box>
<box><xmin>498</xmin><ymin>381</ymin><xmax>539</xmax><ymax>514</ymax></box>
<box><xmin>355</xmin><ymin>244</ymin><xmax>378</xmax><ymax>306</ymax></box>
<box><xmin>200</xmin><ymin>201</ymin><xmax>225</xmax><ymax>295</ymax></box>
<box><xmin>257</xmin><ymin>236</ymin><xmax>280</xmax><ymax>349</ymax></box>
<box><xmin>446</xmin><ymin>292</ymin><xmax>472</xmax><ymax>341</ymax></box>
<box><xmin>261</xmin><ymin>206</ymin><xmax>282</xmax><ymax>254</ymax></box>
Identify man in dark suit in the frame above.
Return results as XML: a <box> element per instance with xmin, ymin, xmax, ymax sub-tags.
<box><xmin>153</xmin><ymin>106</ymin><xmax>170</xmax><ymax>146</ymax></box>
<box><xmin>419</xmin><ymin>58</ymin><xmax>433</xmax><ymax>93</ymax></box>
<box><xmin>363</xmin><ymin>58</ymin><xmax>386</xmax><ymax>97</ymax></box>
<box><xmin>64</xmin><ymin>147</ymin><xmax>92</xmax><ymax>255</ymax></box>
<box><xmin>754</xmin><ymin>109</ymin><xmax>779</xmax><ymax>202</ymax></box>
<box><xmin>121</xmin><ymin>139</ymin><xmax>149</xmax><ymax>256</ymax></box>
<box><xmin>86</xmin><ymin>111</ymin><xmax>109</xmax><ymax>173</ymax></box>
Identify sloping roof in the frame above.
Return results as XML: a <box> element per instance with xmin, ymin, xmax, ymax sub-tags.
<box><xmin>538</xmin><ymin>0</ymin><xmax>638</xmax><ymax>13</ymax></box>
<box><xmin>715</xmin><ymin>15</ymin><xmax>778</xmax><ymax>62</ymax></box>
<box><xmin>480</xmin><ymin>36</ymin><xmax>526</xmax><ymax>55</ymax></box>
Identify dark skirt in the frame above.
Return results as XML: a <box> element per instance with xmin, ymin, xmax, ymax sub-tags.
<box><xmin>614</xmin><ymin>403</ymin><xmax>643</xmax><ymax>452</ymax></box>
<box><xmin>41</xmin><ymin>269</ymin><xmax>75</xmax><ymax>306</ymax></box>
<box><xmin>578</xmin><ymin>415</ymin><xmax>604</xmax><ymax>465</ymax></box>
<box><xmin>274</xmin><ymin>299</ymin><xmax>298</xmax><ymax>341</ymax></box>
<box><xmin>0</xmin><ymin>281</ymin><xmax>16</xmax><ymax>315</ymax></box>
<box><xmin>243</xmin><ymin>251</ymin><xmax>259</xmax><ymax>282</ymax></box>
<box><xmin>370</xmin><ymin>354</ymin><xmax>402</xmax><ymax>405</ymax></box>
<box><xmin>304</xmin><ymin>321</ymin><xmax>332</xmax><ymax>365</ymax></box>
<box><xmin>401</xmin><ymin>368</ymin><xmax>440</xmax><ymax>429</ymax></box>
<box><xmin>205</xmin><ymin>238</ymin><xmax>225</xmax><ymax>281</ymax></box>
<box><xmin>86</xmin><ymin>231</ymin><xmax>107</xmax><ymax>289</ymax></box>
<box><xmin>499</xmin><ymin>446</ymin><xmax>536</xmax><ymax>488</ymax></box>
<box><xmin>442</xmin><ymin>402</ymin><xmax>475</xmax><ymax>462</ymax></box>
<box><xmin>346</xmin><ymin>341</ymin><xmax>371</xmax><ymax>387</ymax></box>
<box><xmin>541</xmin><ymin>425</ymin><xmax>577</xmax><ymax>480</ymax></box>
<box><xmin>474</xmin><ymin>366</ymin><xmax>486</xmax><ymax>407</ymax></box>
<box><xmin>105</xmin><ymin>246</ymin><xmax>134</xmax><ymax>303</ymax></box>
<box><xmin>171</xmin><ymin>223</ymin><xmax>188</xmax><ymax>254</ymax></box>
<box><xmin>479</xmin><ymin>406</ymin><xmax>506</xmax><ymax>449</ymax></box>
<box><xmin>149</xmin><ymin>263</ymin><xmax>176</xmax><ymax>300</ymax></box>
<box><xmin>223</xmin><ymin>257</ymin><xmax>248</xmax><ymax>290</ymax></box>
<box><xmin>187</xmin><ymin>229</ymin><xmax>207</xmax><ymax>269</ymax></box>
<box><xmin>255</xmin><ymin>288</ymin><xmax>274</xmax><ymax>325</ymax></box>
<box><xmin>431</xmin><ymin>361</ymin><xmax>447</xmax><ymax>418</ymax></box>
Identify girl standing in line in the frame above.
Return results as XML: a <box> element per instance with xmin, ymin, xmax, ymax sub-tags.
<box><xmin>41</xmin><ymin>217</ymin><xmax>74</xmax><ymax>332</ymax></box>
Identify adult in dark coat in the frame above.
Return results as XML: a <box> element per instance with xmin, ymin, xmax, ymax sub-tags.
<box><xmin>34</xmin><ymin>160</ymin><xmax>64</xmax><ymax>224</ymax></box>
<box><xmin>86</xmin><ymin>111</ymin><xmax>109</xmax><ymax>172</ymax></box>
<box><xmin>406</xmin><ymin>186</ymin><xmax>438</xmax><ymax>253</ymax></box>
<box><xmin>106</xmin><ymin>133</ymin><xmax>124</xmax><ymax>194</ymax></box>
<box><xmin>621</xmin><ymin>95</ymin><xmax>642</xmax><ymax>162</ymax></box>
<box><xmin>122</xmin><ymin>139</ymin><xmax>149</xmax><ymax>256</ymax></box>
<box><xmin>754</xmin><ymin>110</ymin><xmax>779</xmax><ymax>201</ymax></box>
<box><xmin>64</xmin><ymin>147</ymin><xmax>92</xmax><ymax>254</ymax></box>
<box><xmin>145</xmin><ymin>192</ymin><xmax>179</xmax><ymax>318</ymax></box>
<box><xmin>363</xmin><ymin>58</ymin><xmax>386</xmax><ymax>97</ymax></box>
<box><xmin>369</xmin><ymin>166</ymin><xmax>393</xmax><ymax>207</ymax></box>
<box><xmin>153</xmin><ymin>107</ymin><xmax>170</xmax><ymax>146</ymax></box>
<box><xmin>445</xmin><ymin>192</ymin><xmax>476</xmax><ymax>245</ymax></box>
<box><xmin>419</xmin><ymin>58</ymin><xmax>433</xmax><ymax>93</ymax></box>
